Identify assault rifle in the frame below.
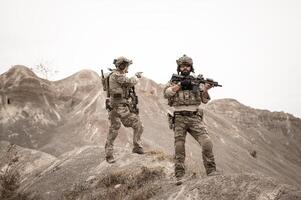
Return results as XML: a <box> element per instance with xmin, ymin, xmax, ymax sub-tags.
<box><xmin>101</xmin><ymin>69</ymin><xmax>112</xmax><ymax>111</ymax></box>
<box><xmin>170</xmin><ymin>74</ymin><xmax>222</xmax><ymax>91</ymax></box>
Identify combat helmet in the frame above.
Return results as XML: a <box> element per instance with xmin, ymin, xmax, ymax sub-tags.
<box><xmin>176</xmin><ymin>54</ymin><xmax>194</xmax><ymax>73</ymax></box>
<box><xmin>113</xmin><ymin>56</ymin><xmax>133</xmax><ymax>68</ymax></box>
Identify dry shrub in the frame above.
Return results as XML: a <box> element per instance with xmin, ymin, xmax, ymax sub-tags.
<box><xmin>130</xmin><ymin>184</ymin><xmax>161</xmax><ymax>200</ymax></box>
<box><xmin>63</xmin><ymin>183</ymin><xmax>89</xmax><ymax>200</ymax></box>
<box><xmin>0</xmin><ymin>144</ymin><xmax>40</xmax><ymax>200</ymax></box>
<box><xmin>64</xmin><ymin>166</ymin><xmax>165</xmax><ymax>200</ymax></box>
<box><xmin>0</xmin><ymin>168</ymin><xmax>21</xmax><ymax>199</ymax></box>
<box><xmin>147</xmin><ymin>150</ymin><xmax>171</xmax><ymax>161</ymax></box>
<box><xmin>98</xmin><ymin>166</ymin><xmax>164</xmax><ymax>200</ymax></box>
<box><xmin>99</xmin><ymin>166</ymin><xmax>164</xmax><ymax>187</ymax></box>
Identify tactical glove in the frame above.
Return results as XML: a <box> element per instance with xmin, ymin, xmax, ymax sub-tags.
<box><xmin>135</xmin><ymin>72</ymin><xmax>143</xmax><ymax>78</ymax></box>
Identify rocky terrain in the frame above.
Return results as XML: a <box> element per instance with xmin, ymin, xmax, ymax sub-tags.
<box><xmin>0</xmin><ymin>65</ymin><xmax>301</xmax><ymax>200</ymax></box>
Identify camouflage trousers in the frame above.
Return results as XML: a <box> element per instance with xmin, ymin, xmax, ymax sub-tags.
<box><xmin>105</xmin><ymin>104</ymin><xmax>143</xmax><ymax>158</ymax></box>
<box><xmin>173</xmin><ymin>112</ymin><xmax>216</xmax><ymax>177</ymax></box>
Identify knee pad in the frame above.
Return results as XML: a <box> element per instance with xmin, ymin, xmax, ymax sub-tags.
<box><xmin>132</xmin><ymin>120</ymin><xmax>143</xmax><ymax>131</ymax></box>
<box><xmin>175</xmin><ymin>139</ymin><xmax>185</xmax><ymax>152</ymax></box>
<box><xmin>175</xmin><ymin>136</ymin><xmax>185</xmax><ymax>143</ymax></box>
<box><xmin>202</xmin><ymin>138</ymin><xmax>213</xmax><ymax>152</ymax></box>
<box><xmin>110</xmin><ymin>122</ymin><xmax>121</xmax><ymax>130</ymax></box>
<box><xmin>139</xmin><ymin>123</ymin><xmax>144</xmax><ymax>132</ymax></box>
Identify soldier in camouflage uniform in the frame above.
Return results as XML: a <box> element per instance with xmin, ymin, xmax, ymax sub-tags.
<box><xmin>163</xmin><ymin>55</ymin><xmax>219</xmax><ymax>185</ymax></box>
<box><xmin>104</xmin><ymin>57</ymin><xmax>144</xmax><ymax>163</ymax></box>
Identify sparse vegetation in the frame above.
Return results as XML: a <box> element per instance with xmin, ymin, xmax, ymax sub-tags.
<box><xmin>0</xmin><ymin>144</ymin><xmax>40</xmax><ymax>200</ymax></box>
<box><xmin>147</xmin><ymin>150</ymin><xmax>171</xmax><ymax>161</ymax></box>
<box><xmin>63</xmin><ymin>183</ymin><xmax>89</xmax><ymax>200</ymax></box>
<box><xmin>63</xmin><ymin>166</ymin><xmax>165</xmax><ymax>200</ymax></box>
<box><xmin>30</xmin><ymin>62</ymin><xmax>58</xmax><ymax>80</ymax></box>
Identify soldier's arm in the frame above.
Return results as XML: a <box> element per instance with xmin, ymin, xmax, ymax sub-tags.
<box><xmin>113</xmin><ymin>73</ymin><xmax>138</xmax><ymax>87</ymax></box>
<box><xmin>200</xmin><ymin>83</ymin><xmax>211</xmax><ymax>104</ymax></box>
<box><xmin>163</xmin><ymin>81</ymin><xmax>180</xmax><ymax>98</ymax></box>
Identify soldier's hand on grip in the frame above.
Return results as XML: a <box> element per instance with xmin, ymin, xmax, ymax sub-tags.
<box><xmin>135</xmin><ymin>72</ymin><xmax>143</xmax><ymax>78</ymax></box>
<box><xmin>204</xmin><ymin>83</ymin><xmax>213</xmax><ymax>91</ymax></box>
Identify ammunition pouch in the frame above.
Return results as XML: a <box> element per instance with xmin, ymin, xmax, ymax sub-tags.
<box><xmin>112</xmin><ymin>93</ymin><xmax>122</xmax><ymax>100</ymax></box>
<box><xmin>169</xmin><ymin>90</ymin><xmax>202</xmax><ymax>107</ymax></box>
<box><xmin>110</xmin><ymin>93</ymin><xmax>124</xmax><ymax>105</ymax></box>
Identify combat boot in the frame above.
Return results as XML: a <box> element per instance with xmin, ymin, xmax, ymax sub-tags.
<box><xmin>207</xmin><ymin>170</ymin><xmax>221</xmax><ymax>176</ymax></box>
<box><xmin>132</xmin><ymin>147</ymin><xmax>144</xmax><ymax>154</ymax></box>
<box><xmin>176</xmin><ymin>176</ymin><xmax>183</xmax><ymax>185</ymax></box>
<box><xmin>106</xmin><ymin>156</ymin><xmax>116</xmax><ymax>164</ymax></box>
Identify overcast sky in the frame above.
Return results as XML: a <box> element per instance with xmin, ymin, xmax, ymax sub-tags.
<box><xmin>0</xmin><ymin>0</ymin><xmax>300</xmax><ymax>118</ymax></box>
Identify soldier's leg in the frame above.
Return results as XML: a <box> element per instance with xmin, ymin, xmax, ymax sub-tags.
<box><xmin>105</xmin><ymin>110</ymin><xmax>121</xmax><ymax>159</ymax></box>
<box><xmin>119</xmin><ymin>106</ymin><xmax>143</xmax><ymax>152</ymax></box>
<box><xmin>174</xmin><ymin>115</ymin><xmax>187</xmax><ymax>178</ymax></box>
<box><xmin>188</xmin><ymin>115</ymin><xmax>217</xmax><ymax>175</ymax></box>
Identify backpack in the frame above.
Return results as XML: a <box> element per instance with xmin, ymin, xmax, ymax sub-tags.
<box><xmin>101</xmin><ymin>70</ymin><xmax>113</xmax><ymax>97</ymax></box>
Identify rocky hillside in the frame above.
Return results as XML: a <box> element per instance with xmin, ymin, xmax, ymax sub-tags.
<box><xmin>1</xmin><ymin>65</ymin><xmax>301</xmax><ymax>200</ymax></box>
<box><xmin>1</xmin><ymin>141</ymin><xmax>300</xmax><ymax>200</ymax></box>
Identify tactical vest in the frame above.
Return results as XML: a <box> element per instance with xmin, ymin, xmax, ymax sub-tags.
<box><xmin>108</xmin><ymin>73</ymin><xmax>130</xmax><ymax>105</ymax></box>
<box><xmin>168</xmin><ymin>89</ymin><xmax>202</xmax><ymax>107</ymax></box>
